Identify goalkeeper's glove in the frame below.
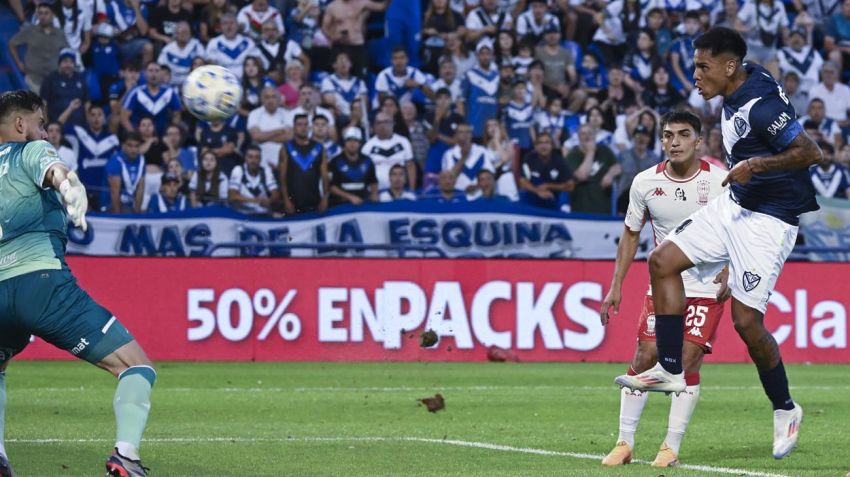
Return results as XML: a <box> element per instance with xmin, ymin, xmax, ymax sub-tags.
<box><xmin>59</xmin><ymin>171</ymin><xmax>88</xmax><ymax>232</ymax></box>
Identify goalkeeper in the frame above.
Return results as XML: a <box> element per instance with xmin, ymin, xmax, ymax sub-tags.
<box><xmin>0</xmin><ymin>90</ymin><xmax>154</xmax><ymax>477</ymax></box>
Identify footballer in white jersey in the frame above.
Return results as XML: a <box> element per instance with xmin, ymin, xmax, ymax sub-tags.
<box><xmin>601</xmin><ymin>111</ymin><xmax>730</xmax><ymax>469</ymax></box>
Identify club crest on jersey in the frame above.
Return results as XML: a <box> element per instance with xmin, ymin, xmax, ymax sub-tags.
<box><xmin>734</xmin><ymin>116</ymin><xmax>748</xmax><ymax>137</ymax></box>
<box><xmin>742</xmin><ymin>271</ymin><xmax>761</xmax><ymax>292</ymax></box>
<box><xmin>697</xmin><ymin>180</ymin><xmax>710</xmax><ymax>205</ymax></box>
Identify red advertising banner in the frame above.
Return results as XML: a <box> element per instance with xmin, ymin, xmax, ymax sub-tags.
<box><xmin>18</xmin><ymin>257</ymin><xmax>850</xmax><ymax>363</ymax></box>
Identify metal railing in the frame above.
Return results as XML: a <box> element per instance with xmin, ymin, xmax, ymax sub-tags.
<box><xmin>203</xmin><ymin>241</ymin><xmax>448</xmax><ymax>258</ymax></box>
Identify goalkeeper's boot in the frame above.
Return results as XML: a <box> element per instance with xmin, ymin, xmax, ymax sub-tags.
<box><xmin>773</xmin><ymin>403</ymin><xmax>803</xmax><ymax>459</ymax></box>
<box><xmin>0</xmin><ymin>453</ymin><xmax>13</xmax><ymax>477</ymax></box>
<box><xmin>615</xmin><ymin>363</ymin><xmax>686</xmax><ymax>395</ymax></box>
<box><xmin>106</xmin><ymin>448</ymin><xmax>149</xmax><ymax>477</ymax></box>
<box><xmin>601</xmin><ymin>441</ymin><xmax>632</xmax><ymax>466</ymax></box>
<box><xmin>651</xmin><ymin>443</ymin><xmax>679</xmax><ymax>467</ymax></box>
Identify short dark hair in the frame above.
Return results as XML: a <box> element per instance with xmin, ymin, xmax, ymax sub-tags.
<box><xmin>293</xmin><ymin>113</ymin><xmax>309</xmax><ymax>124</ymax></box>
<box><xmin>809</xmin><ymin>97</ymin><xmax>825</xmax><ymax>107</ymax></box>
<box><xmin>389</xmin><ymin>163</ymin><xmax>405</xmax><ymax>174</ymax></box>
<box><xmin>693</xmin><ymin>27</ymin><xmax>747</xmax><ymax>62</ymax></box>
<box><xmin>124</xmin><ymin>131</ymin><xmax>143</xmax><ymax>144</ymax></box>
<box><xmin>391</xmin><ymin>46</ymin><xmax>407</xmax><ymax>56</ymax></box>
<box><xmin>684</xmin><ymin>9</ymin><xmax>701</xmax><ymax>21</ymax></box>
<box><xmin>312</xmin><ymin>115</ymin><xmax>328</xmax><ymax>123</ymax></box>
<box><xmin>245</xmin><ymin>144</ymin><xmax>262</xmax><ymax>155</ymax></box>
<box><xmin>802</xmin><ymin>119</ymin><xmax>818</xmax><ymax>130</ymax></box>
<box><xmin>0</xmin><ymin>90</ymin><xmax>45</xmax><ymax>125</ymax></box>
<box><xmin>818</xmin><ymin>140</ymin><xmax>835</xmax><ymax>155</ymax></box>
<box><xmin>660</xmin><ymin>110</ymin><xmax>702</xmax><ymax>136</ymax></box>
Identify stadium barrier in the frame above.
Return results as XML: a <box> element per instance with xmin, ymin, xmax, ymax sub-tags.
<box><xmin>19</xmin><ymin>258</ymin><xmax>849</xmax><ymax>363</ymax></box>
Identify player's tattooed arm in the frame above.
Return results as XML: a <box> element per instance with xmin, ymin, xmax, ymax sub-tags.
<box><xmin>750</xmin><ymin>132</ymin><xmax>823</xmax><ymax>174</ymax></box>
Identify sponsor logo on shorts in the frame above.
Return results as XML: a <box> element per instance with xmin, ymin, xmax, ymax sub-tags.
<box><xmin>743</xmin><ymin>271</ymin><xmax>761</xmax><ymax>292</ymax></box>
<box><xmin>674</xmin><ymin>219</ymin><xmax>693</xmax><ymax>235</ymax></box>
<box><xmin>71</xmin><ymin>337</ymin><xmax>90</xmax><ymax>355</ymax></box>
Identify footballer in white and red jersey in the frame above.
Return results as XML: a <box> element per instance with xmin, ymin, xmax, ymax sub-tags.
<box><xmin>600</xmin><ymin>110</ymin><xmax>729</xmax><ymax>468</ymax></box>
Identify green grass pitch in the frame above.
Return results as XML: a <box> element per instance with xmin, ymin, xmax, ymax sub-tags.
<box><xmin>4</xmin><ymin>361</ymin><xmax>848</xmax><ymax>476</ymax></box>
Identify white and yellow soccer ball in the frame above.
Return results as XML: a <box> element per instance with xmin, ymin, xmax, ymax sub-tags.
<box><xmin>182</xmin><ymin>65</ymin><xmax>243</xmax><ymax>122</ymax></box>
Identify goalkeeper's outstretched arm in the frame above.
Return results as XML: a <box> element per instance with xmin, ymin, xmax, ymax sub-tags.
<box><xmin>44</xmin><ymin>163</ymin><xmax>88</xmax><ymax>231</ymax></box>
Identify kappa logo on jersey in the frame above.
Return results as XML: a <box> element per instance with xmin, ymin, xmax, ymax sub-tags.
<box><xmin>697</xmin><ymin>180</ymin><xmax>710</xmax><ymax>205</ymax></box>
<box><xmin>674</xmin><ymin>219</ymin><xmax>692</xmax><ymax>234</ymax></box>
<box><xmin>653</xmin><ymin>187</ymin><xmax>666</xmax><ymax>196</ymax></box>
<box><xmin>743</xmin><ymin>271</ymin><xmax>761</xmax><ymax>292</ymax></box>
<box><xmin>767</xmin><ymin>112</ymin><xmax>791</xmax><ymax>136</ymax></box>
<box><xmin>675</xmin><ymin>188</ymin><xmax>687</xmax><ymax>201</ymax></box>
<box><xmin>734</xmin><ymin>116</ymin><xmax>748</xmax><ymax>137</ymax></box>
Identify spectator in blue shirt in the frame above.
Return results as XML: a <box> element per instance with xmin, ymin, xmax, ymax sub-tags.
<box><xmin>148</xmin><ymin>173</ymin><xmax>189</xmax><ymax>213</ymax></box>
<box><xmin>40</xmin><ymin>49</ymin><xmax>88</xmax><ymax>126</ymax></box>
<box><xmin>423</xmin><ymin>169</ymin><xmax>466</xmax><ymax>203</ymax></box>
<box><xmin>88</xmin><ymin>23</ymin><xmax>121</xmax><ymax>100</ymax></box>
<box><xmin>120</xmin><ymin>61</ymin><xmax>182</xmax><ymax>135</ymax></box>
<box><xmin>104</xmin><ymin>132</ymin><xmax>146</xmax><ymax>213</ymax></box>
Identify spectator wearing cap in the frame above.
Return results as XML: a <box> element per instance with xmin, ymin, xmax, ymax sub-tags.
<box><xmin>518</xmin><ymin>132</ymin><xmax>573</xmax><ymax>210</ymax></box>
<box><xmin>321</xmin><ymin>52</ymin><xmax>368</xmax><ymax>121</ymax></box>
<box><xmin>157</xmin><ymin>21</ymin><xmax>205</xmax><ymax>87</ymax></box>
<box><xmin>798</xmin><ymin>98</ymin><xmax>844</xmax><ymax>147</ymax></box>
<box><xmin>105</xmin><ymin>132</ymin><xmax>146</xmax><ymax>213</ymax></box>
<box><xmin>120</xmin><ymin>62</ymin><xmax>182</xmax><ymax>135</ymax></box>
<box><xmin>379</xmin><ymin>164</ymin><xmax>417</xmax><ymax>202</ymax></box>
<box><xmin>322</xmin><ymin>0</ymin><xmax>389</xmax><ymax>78</ymax></box>
<box><xmin>516</xmin><ymin>0</ymin><xmax>560</xmax><ymax>43</ymax></box>
<box><xmin>40</xmin><ymin>49</ymin><xmax>88</xmax><ymax>127</ymax></box>
<box><xmin>63</xmin><ymin>103</ymin><xmax>118</xmax><ymax>209</ymax></box>
<box><xmin>237</xmin><ymin>0</ymin><xmax>284</xmax><ymax>41</ymax></box>
<box><xmin>809</xmin><ymin>61</ymin><xmax>850</xmax><ymax>128</ymax></box>
<box><xmin>504</xmin><ymin>80</ymin><xmax>537</xmax><ymax>156</ymax></box>
<box><xmin>375</xmin><ymin>47</ymin><xmax>432</xmax><ymax>107</ymax></box>
<box><xmin>147</xmin><ymin>173</ymin><xmax>188</xmax><ymax>213</ymax></box>
<box><xmin>615</xmin><ymin>124</ymin><xmax>660</xmax><ymax>214</ymax></box>
<box><xmin>778</xmin><ymin>27</ymin><xmax>824</xmax><ymax>92</ymax></box>
<box><xmin>148</xmin><ymin>0</ymin><xmax>192</xmax><ymax>45</ymax></box>
<box><xmin>88</xmin><ymin>23</ymin><xmax>120</xmax><ymax>99</ymax></box>
<box><xmin>535</xmin><ymin>22</ymin><xmax>577</xmax><ymax>102</ymax></box>
<box><xmin>362</xmin><ymin>111</ymin><xmax>416</xmax><ymax>189</ymax></box>
<box><xmin>247</xmin><ymin>86</ymin><xmax>290</xmax><ymax>170</ymax></box>
<box><xmin>565</xmin><ymin>124</ymin><xmax>621</xmax><ymax>215</ymax></box>
<box><xmin>465</xmin><ymin>0</ymin><xmax>513</xmax><ymax>43</ymax></box>
<box><xmin>206</xmin><ymin>12</ymin><xmax>257</xmax><ymax>80</ymax></box>
<box><xmin>279</xmin><ymin>113</ymin><xmax>330</xmax><ymax>214</ymax></box>
<box><xmin>421</xmin><ymin>0</ymin><xmax>467</xmax><ymax>74</ymax></box>
<box><xmin>9</xmin><ymin>3</ymin><xmax>69</xmax><ymax>92</ymax></box>
<box><xmin>253</xmin><ymin>19</ymin><xmax>310</xmax><ymax>83</ymax></box>
<box><xmin>441</xmin><ymin>123</ymin><xmax>496</xmax><ymax>193</ymax></box>
<box><xmin>228</xmin><ymin>145</ymin><xmax>280</xmax><ymax>216</ymax></box>
<box><xmin>461</xmin><ymin>38</ymin><xmax>499</xmax><ymax>140</ymax></box>
<box><xmin>824</xmin><ymin>0</ymin><xmax>850</xmax><ymax>74</ymax></box>
<box><xmin>329</xmin><ymin>127</ymin><xmax>379</xmax><ymax>206</ymax></box>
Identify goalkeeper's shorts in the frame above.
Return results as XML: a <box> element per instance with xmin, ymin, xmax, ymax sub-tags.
<box><xmin>0</xmin><ymin>269</ymin><xmax>134</xmax><ymax>364</ymax></box>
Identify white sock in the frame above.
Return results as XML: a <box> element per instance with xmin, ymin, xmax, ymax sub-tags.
<box><xmin>617</xmin><ymin>387</ymin><xmax>649</xmax><ymax>448</ymax></box>
<box><xmin>116</xmin><ymin>441</ymin><xmax>140</xmax><ymax>461</ymax></box>
<box><xmin>665</xmin><ymin>384</ymin><xmax>701</xmax><ymax>454</ymax></box>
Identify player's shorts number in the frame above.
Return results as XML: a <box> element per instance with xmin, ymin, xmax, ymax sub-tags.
<box><xmin>685</xmin><ymin>305</ymin><xmax>708</xmax><ymax>328</ymax></box>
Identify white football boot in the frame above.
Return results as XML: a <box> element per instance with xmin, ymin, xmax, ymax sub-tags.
<box><xmin>772</xmin><ymin>403</ymin><xmax>803</xmax><ymax>459</ymax></box>
<box><xmin>615</xmin><ymin>363</ymin><xmax>686</xmax><ymax>395</ymax></box>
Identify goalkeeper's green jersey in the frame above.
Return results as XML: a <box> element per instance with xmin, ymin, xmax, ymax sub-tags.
<box><xmin>0</xmin><ymin>140</ymin><xmax>68</xmax><ymax>281</ymax></box>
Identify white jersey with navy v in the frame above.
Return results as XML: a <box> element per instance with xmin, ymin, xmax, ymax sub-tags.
<box><xmin>442</xmin><ymin>143</ymin><xmax>496</xmax><ymax>191</ymax></box>
<box><xmin>320</xmin><ymin>74</ymin><xmax>367</xmax><ymax>116</ymax></box>
<box><xmin>720</xmin><ymin>63</ymin><xmax>818</xmax><ymax>225</ymax></box>
<box><xmin>64</xmin><ymin>124</ymin><xmax>119</xmax><ymax>191</ymax></box>
<box><xmin>158</xmin><ymin>39</ymin><xmax>205</xmax><ymax>86</ymax></box>
<box><xmin>504</xmin><ymin>101</ymin><xmax>536</xmax><ymax>150</ymax></box>
<box><xmin>374</xmin><ymin>66</ymin><xmax>429</xmax><ymax>104</ymax></box>
<box><xmin>462</xmin><ymin>66</ymin><xmax>499</xmax><ymax>138</ymax></box>
<box><xmin>205</xmin><ymin>34</ymin><xmax>256</xmax><ymax>80</ymax></box>
<box><xmin>122</xmin><ymin>85</ymin><xmax>182</xmax><ymax>135</ymax></box>
<box><xmin>810</xmin><ymin>163</ymin><xmax>850</xmax><ymax>198</ymax></box>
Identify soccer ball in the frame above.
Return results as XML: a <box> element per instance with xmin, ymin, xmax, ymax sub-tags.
<box><xmin>182</xmin><ymin>65</ymin><xmax>242</xmax><ymax>122</ymax></box>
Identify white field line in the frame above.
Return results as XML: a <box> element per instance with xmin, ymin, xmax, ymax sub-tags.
<box><xmin>15</xmin><ymin>384</ymin><xmax>850</xmax><ymax>393</ymax></box>
<box><xmin>5</xmin><ymin>435</ymin><xmax>791</xmax><ymax>477</ymax></box>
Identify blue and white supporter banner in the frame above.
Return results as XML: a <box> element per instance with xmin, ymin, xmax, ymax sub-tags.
<box><xmin>67</xmin><ymin>202</ymin><xmax>654</xmax><ymax>258</ymax></box>
<box><xmin>799</xmin><ymin>196</ymin><xmax>850</xmax><ymax>262</ymax></box>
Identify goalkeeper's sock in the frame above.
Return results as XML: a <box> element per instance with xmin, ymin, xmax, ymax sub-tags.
<box><xmin>758</xmin><ymin>360</ymin><xmax>795</xmax><ymax>411</ymax></box>
<box><xmin>665</xmin><ymin>375</ymin><xmax>701</xmax><ymax>454</ymax></box>
<box><xmin>617</xmin><ymin>367</ymin><xmax>648</xmax><ymax>448</ymax></box>
<box><xmin>0</xmin><ymin>372</ymin><xmax>6</xmax><ymax>457</ymax></box>
<box><xmin>114</xmin><ymin>366</ymin><xmax>156</xmax><ymax>461</ymax></box>
<box><xmin>655</xmin><ymin>315</ymin><xmax>684</xmax><ymax>374</ymax></box>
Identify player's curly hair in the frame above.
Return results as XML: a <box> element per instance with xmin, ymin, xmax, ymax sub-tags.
<box><xmin>693</xmin><ymin>26</ymin><xmax>747</xmax><ymax>62</ymax></box>
<box><xmin>0</xmin><ymin>90</ymin><xmax>44</xmax><ymax>125</ymax></box>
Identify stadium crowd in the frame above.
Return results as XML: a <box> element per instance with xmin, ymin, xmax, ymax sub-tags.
<box><xmin>7</xmin><ymin>0</ymin><xmax>850</xmax><ymax>217</ymax></box>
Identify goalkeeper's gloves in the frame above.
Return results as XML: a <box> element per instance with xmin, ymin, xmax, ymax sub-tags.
<box><xmin>59</xmin><ymin>171</ymin><xmax>88</xmax><ymax>232</ymax></box>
